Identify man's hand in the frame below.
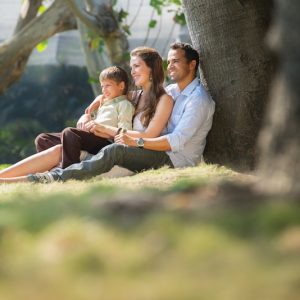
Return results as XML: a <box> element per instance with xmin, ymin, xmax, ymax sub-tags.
<box><xmin>76</xmin><ymin>114</ymin><xmax>91</xmax><ymax>130</ymax></box>
<box><xmin>85</xmin><ymin>95</ymin><xmax>104</xmax><ymax>114</ymax></box>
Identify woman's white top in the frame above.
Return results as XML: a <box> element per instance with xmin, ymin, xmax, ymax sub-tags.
<box><xmin>132</xmin><ymin>112</ymin><xmax>146</xmax><ymax>132</ymax></box>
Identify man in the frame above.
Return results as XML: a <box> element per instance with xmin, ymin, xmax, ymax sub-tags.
<box><xmin>29</xmin><ymin>43</ymin><xmax>215</xmax><ymax>183</ymax></box>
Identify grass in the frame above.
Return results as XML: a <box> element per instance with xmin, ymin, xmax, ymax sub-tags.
<box><xmin>0</xmin><ymin>163</ymin><xmax>299</xmax><ymax>300</ymax></box>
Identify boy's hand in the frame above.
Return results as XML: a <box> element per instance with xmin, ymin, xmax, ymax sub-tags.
<box><xmin>76</xmin><ymin>113</ymin><xmax>91</xmax><ymax>130</ymax></box>
<box><xmin>85</xmin><ymin>121</ymin><xmax>110</xmax><ymax>138</ymax></box>
<box><xmin>85</xmin><ymin>95</ymin><xmax>104</xmax><ymax>114</ymax></box>
<box><xmin>114</xmin><ymin>133</ymin><xmax>136</xmax><ymax>147</ymax></box>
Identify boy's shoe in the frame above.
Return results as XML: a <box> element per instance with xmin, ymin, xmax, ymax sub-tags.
<box><xmin>27</xmin><ymin>172</ymin><xmax>56</xmax><ymax>183</ymax></box>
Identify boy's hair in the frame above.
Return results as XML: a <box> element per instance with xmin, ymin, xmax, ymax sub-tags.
<box><xmin>99</xmin><ymin>66</ymin><xmax>129</xmax><ymax>94</ymax></box>
<box><xmin>170</xmin><ymin>42</ymin><xmax>200</xmax><ymax>73</ymax></box>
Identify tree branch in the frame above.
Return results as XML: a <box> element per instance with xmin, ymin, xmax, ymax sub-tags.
<box><xmin>64</xmin><ymin>0</ymin><xmax>100</xmax><ymax>33</ymax></box>
<box><xmin>0</xmin><ymin>0</ymin><xmax>76</xmax><ymax>94</ymax></box>
<box><xmin>13</xmin><ymin>0</ymin><xmax>43</xmax><ymax>34</ymax></box>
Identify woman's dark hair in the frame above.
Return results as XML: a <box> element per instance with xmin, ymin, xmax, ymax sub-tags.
<box><xmin>99</xmin><ymin>66</ymin><xmax>129</xmax><ymax>94</ymax></box>
<box><xmin>170</xmin><ymin>42</ymin><xmax>200</xmax><ymax>74</ymax></box>
<box><xmin>130</xmin><ymin>47</ymin><xmax>166</xmax><ymax>127</ymax></box>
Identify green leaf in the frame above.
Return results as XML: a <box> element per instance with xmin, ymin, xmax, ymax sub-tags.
<box><xmin>174</xmin><ymin>12</ymin><xmax>186</xmax><ymax>26</ymax></box>
<box><xmin>38</xmin><ymin>5</ymin><xmax>47</xmax><ymax>15</ymax></box>
<box><xmin>122</xmin><ymin>51</ymin><xmax>131</xmax><ymax>61</ymax></box>
<box><xmin>36</xmin><ymin>40</ymin><xmax>48</xmax><ymax>52</ymax></box>
<box><xmin>122</xmin><ymin>25</ymin><xmax>131</xmax><ymax>36</ymax></box>
<box><xmin>89</xmin><ymin>37</ymin><xmax>102</xmax><ymax>50</ymax></box>
<box><xmin>150</xmin><ymin>0</ymin><xmax>165</xmax><ymax>14</ymax></box>
<box><xmin>118</xmin><ymin>9</ymin><xmax>129</xmax><ymax>22</ymax></box>
<box><xmin>148</xmin><ymin>19</ymin><xmax>157</xmax><ymax>29</ymax></box>
<box><xmin>163</xmin><ymin>59</ymin><xmax>168</xmax><ymax>72</ymax></box>
<box><xmin>169</xmin><ymin>0</ymin><xmax>182</xmax><ymax>5</ymax></box>
<box><xmin>88</xmin><ymin>77</ymin><xmax>99</xmax><ymax>84</ymax></box>
<box><xmin>98</xmin><ymin>40</ymin><xmax>105</xmax><ymax>54</ymax></box>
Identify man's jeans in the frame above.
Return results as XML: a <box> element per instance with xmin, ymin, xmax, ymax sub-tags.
<box><xmin>49</xmin><ymin>143</ymin><xmax>173</xmax><ymax>181</ymax></box>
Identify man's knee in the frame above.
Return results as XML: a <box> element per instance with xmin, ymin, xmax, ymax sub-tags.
<box><xmin>103</xmin><ymin>143</ymin><xmax>125</xmax><ymax>156</ymax></box>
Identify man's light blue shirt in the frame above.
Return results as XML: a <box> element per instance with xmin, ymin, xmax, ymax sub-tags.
<box><xmin>165</xmin><ymin>78</ymin><xmax>215</xmax><ymax>167</ymax></box>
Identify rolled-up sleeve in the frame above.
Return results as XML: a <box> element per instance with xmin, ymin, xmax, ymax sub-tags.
<box><xmin>166</xmin><ymin>96</ymin><xmax>212</xmax><ymax>152</ymax></box>
<box><xmin>117</xmin><ymin>101</ymin><xmax>135</xmax><ymax>130</ymax></box>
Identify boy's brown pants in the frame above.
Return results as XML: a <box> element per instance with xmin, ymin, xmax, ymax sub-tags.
<box><xmin>35</xmin><ymin>127</ymin><xmax>111</xmax><ymax>169</ymax></box>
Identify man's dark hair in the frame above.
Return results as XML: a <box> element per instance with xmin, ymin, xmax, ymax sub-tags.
<box><xmin>170</xmin><ymin>42</ymin><xmax>200</xmax><ymax>73</ymax></box>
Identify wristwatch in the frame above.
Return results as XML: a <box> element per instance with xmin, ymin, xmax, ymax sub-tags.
<box><xmin>136</xmin><ymin>138</ymin><xmax>145</xmax><ymax>148</ymax></box>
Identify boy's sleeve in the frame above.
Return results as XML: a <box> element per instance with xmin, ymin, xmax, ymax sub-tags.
<box><xmin>117</xmin><ymin>100</ymin><xmax>135</xmax><ymax>130</ymax></box>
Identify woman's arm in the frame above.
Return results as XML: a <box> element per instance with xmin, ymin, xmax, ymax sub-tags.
<box><xmin>87</xmin><ymin>93</ymin><xmax>173</xmax><ymax>139</ymax></box>
<box><xmin>127</xmin><ymin>93</ymin><xmax>173</xmax><ymax>138</ymax></box>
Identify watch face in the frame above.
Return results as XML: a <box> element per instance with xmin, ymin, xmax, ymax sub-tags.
<box><xmin>137</xmin><ymin>138</ymin><xmax>144</xmax><ymax>147</ymax></box>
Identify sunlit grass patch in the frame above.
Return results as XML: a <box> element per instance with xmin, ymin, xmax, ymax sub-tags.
<box><xmin>1</xmin><ymin>163</ymin><xmax>299</xmax><ymax>299</ymax></box>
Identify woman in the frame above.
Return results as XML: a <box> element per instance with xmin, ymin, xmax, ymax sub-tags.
<box><xmin>0</xmin><ymin>47</ymin><xmax>173</xmax><ymax>183</ymax></box>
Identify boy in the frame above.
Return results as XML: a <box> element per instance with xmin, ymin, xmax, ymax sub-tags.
<box><xmin>35</xmin><ymin>66</ymin><xmax>134</xmax><ymax>168</ymax></box>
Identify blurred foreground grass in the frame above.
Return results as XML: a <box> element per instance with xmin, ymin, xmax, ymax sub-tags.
<box><xmin>0</xmin><ymin>164</ymin><xmax>299</xmax><ymax>300</ymax></box>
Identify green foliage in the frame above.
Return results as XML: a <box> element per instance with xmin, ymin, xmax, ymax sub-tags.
<box><xmin>37</xmin><ymin>4</ymin><xmax>47</xmax><ymax>15</ymax></box>
<box><xmin>150</xmin><ymin>0</ymin><xmax>165</xmax><ymax>14</ymax></box>
<box><xmin>118</xmin><ymin>8</ymin><xmax>129</xmax><ymax>22</ymax></box>
<box><xmin>0</xmin><ymin>65</ymin><xmax>94</xmax><ymax>163</ymax></box>
<box><xmin>173</xmin><ymin>11</ymin><xmax>186</xmax><ymax>25</ymax></box>
<box><xmin>87</xmin><ymin>35</ymin><xmax>105</xmax><ymax>53</ymax></box>
<box><xmin>88</xmin><ymin>76</ymin><xmax>99</xmax><ymax>84</ymax></box>
<box><xmin>36</xmin><ymin>39</ymin><xmax>48</xmax><ymax>52</ymax></box>
<box><xmin>122</xmin><ymin>24</ymin><xmax>131</xmax><ymax>35</ymax></box>
<box><xmin>148</xmin><ymin>19</ymin><xmax>157</xmax><ymax>28</ymax></box>
<box><xmin>0</xmin><ymin>120</ymin><xmax>47</xmax><ymax>162</ymax></box>
<box><xmin>114</xmin><ymin>0</ymin><xmax>184</xmax><ymax>37</ymax></box>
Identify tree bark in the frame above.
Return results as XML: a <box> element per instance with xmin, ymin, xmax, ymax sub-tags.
<box><xmin>258</xmin><ymin>0</ymin><xmax>300</xmax><ymax>195</ymax></box>
<box><xmin>0</xmin><ymin>0</ymin><xmax>76</xmax><ymax>94</ymax></box>
<box><xmin>182</xmin><ymin>0</ymin><xmax>274</xmax><ymax>169</ymax></box>
<box><xmin>77</xmin><ymin>20</ymin><xmax>111</xmax><ymax>95</ymax></box>
<box><xmin>13</xmin><ymin>0</ymin><xmax>43</xmax><ymax>34</ymax></box>
<box><xmin>65</xmin><ymin>0</ymin><xmax>129</xmax><ymax>68</ymax></box>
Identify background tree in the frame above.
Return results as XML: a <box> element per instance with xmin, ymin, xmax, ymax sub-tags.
<box><xmin>64</xmin><ymin>0</ymin><xmax>129</xmax><ymax>95</ymax></box>
<box><xmin>182</xmin><ymin>0</ymin><xmax>274</xmax><ymax>170</ymax></box>
<box><xmin>0</xmin><ymin>0</ymin><xmax>75</xmax><ymax>95</ymax></box>
<box><xmin>258</xmin><ymin>0</ymin><xmax>300</xmax><ymax>195</ymax></box>
<box><xmin>0</xmin><ymin>0</ymin><xmax>129</xmax><ymax>95</ymax></box>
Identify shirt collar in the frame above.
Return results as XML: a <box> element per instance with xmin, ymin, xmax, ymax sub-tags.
<box><xmin>102</xmin><ymin>95</ymin><xmax>127</xmax><ymax>106</ymax></box>
<box><xmin>172</xmin><ymin>78</ymin><xmax>199</xmax><ymax>100</ymax></box>
<box><xmin>181</xmin><ymin>78</ymin><xmax>199</xmax><ymax>97</ymax></box>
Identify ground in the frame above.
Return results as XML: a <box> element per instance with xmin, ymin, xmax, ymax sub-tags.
<box><xmin>0</xmin><ymin>163</ymin><xmax>299</xmax><ymax>300</ymax></box>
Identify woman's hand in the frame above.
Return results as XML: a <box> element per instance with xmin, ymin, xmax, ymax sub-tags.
<box><xmin>114</xmin><ymin>133</ymin><xmax>136</xmax><ymax>147</ymax></box>
<box><xmin>76</xmin><ymin>114</ymin><xmax>91</xmax><ymax>130</ymax></box>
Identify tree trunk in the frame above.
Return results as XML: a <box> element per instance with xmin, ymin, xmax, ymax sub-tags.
<box><xmin>0</xmin><ymin>0</ymin><xmax>76</xmax><ymax>94</ymax></box>
<box><xmin>68</xmin><ymin>0</ymin><xmax>129</xmax><ymax>96</ymax></box>
<box><xmin>258</xmin><ymin>0</ymin><xmax>300</xmax><ymax>195</ymax></box>
<box><xmin>77</xmin><ymin>20</ymin><xmax>111</xmax><ymax>96</ymax></box>
<box><xmin>182</xmin><ymin>0</ymin><xmax>274</xmax><ymax>169</ymax></box>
